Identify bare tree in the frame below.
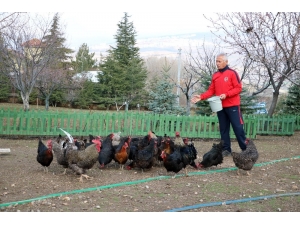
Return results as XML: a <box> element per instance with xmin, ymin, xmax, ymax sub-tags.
<box><xmin>204</xmin><ymin>12</ymin><xmax>300</xmax><ymax>116</ymax></box>
<box><xmin>173</xmin><ymin>41</ymin><xmax>220</xmax><ymax>115</ymax></box>
<box><xmin>36</xmin><ymin>67</ymin><xmax>70</xmax><ymax>110</ymax></box>
<box><xmin>0</xmin><ymin>13</ymin><xmax>60</xmax><ymax>111</ymax></box>
<box><xmin>0</xmin><ymin>12</ymin><xmax>25</xmax><ymax>31</ymax></box>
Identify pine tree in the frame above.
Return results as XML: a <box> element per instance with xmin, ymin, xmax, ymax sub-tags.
<box><xmin>38</xmin><ymin>13</ymin><xmax>74</xmax><ymax>110</ymax></box>
<box><xmin>240</xmin><ymin>88</ymin><xmax>259</xmax><ymax>114</ymax></box>
<box><xmin>148</xmin><ymin>61</ymin><xmax>185</xmax><ymax>115</ymax></box>
<box><xmin>98</xmin><ymin>12</ymin><xmax>147</xmax><ymax>110</ymax></box>
<box><xmin>0</xmin><ymin>73</ymin><xmax>10</xmax><ymax>102</ymax></box>
<box><xmin>195</xmin><ymin>73</ymin><xmax>213</xmax><ymax>116</ymax></box>
<box><xmin>72</xmin><ymin>43</ymin><xmax>97</xmax><ymax>74</ymax></box>
<box><xmin>43</xmin><ymin>13</ymin><xmax>74</xmax><ymax>68</ymax></box>
<box><xmin>282</xmin><ymin>80</ymin><xmax>300</xmax><ymax>115</ymax></box>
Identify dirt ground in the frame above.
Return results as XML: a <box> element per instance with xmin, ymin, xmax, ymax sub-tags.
<box><xmin>0</xmin><ymin>132</ymin><xmax>299</xmax><ymax>213</ymax></box>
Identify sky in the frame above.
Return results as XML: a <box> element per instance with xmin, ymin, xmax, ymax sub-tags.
<box><xmin>4</xmin><ymin>0</ymin><xmax>296</xmax><ymax>59</ymax></box>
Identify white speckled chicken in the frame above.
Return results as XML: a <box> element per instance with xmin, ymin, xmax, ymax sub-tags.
<box><xmin>51</xmin><ymin>139</ymin><xmax>69</xmax><ymax>175</ymax></box>
<box><xmin>174</xmin><ymin>131</ymin><xmax>185</xmax><ymax>146</ymax></box>
<box><xmin>66</xmin><ymin>136</ymin><xmax>102</xmax><ymax>182</ymax></box>
<box><xmin>231</xmin><ymin>139</ymin><xmax>259</xmax><ymax>176</ymax></box>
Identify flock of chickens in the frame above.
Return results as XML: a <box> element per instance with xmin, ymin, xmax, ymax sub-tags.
<box><xmin>36</xmin><ymin>130</ymin><xmax>259</xmax><ymax>182</ymax></box>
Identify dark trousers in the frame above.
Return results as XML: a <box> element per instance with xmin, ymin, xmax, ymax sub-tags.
<box><xmin>217</xmin><ymin>105</ymin><xmax>247</xmax><ymax>152</ymax></box>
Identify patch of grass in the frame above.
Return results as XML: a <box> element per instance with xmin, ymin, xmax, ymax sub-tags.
<box><xmin>279</xmin><ymin>174</ymin><xmax>299</xmax><ymax>180</ymax></box>
<box><xmin>203</xmin><ymin>183</ymin><xmax>241</xmax><ymax>194</ymax></box>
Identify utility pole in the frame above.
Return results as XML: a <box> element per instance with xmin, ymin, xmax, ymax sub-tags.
<box><xmin>177</xmin><ymin>48</ymin><xmax>181</xmax><ymax>106</ymax></box>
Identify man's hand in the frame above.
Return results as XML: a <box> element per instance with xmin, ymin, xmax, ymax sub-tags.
<box><xmin>191</xmin><ymin>95</ymin><xmax>201</xmax><ymax>104</ymax></box>
<box><xmin>220</xmin><ymin>94</ymin><xmax>226</xmax><ymax>100</ymax></box>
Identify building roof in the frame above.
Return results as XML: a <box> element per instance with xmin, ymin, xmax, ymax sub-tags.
<box><xmin>22</xmin><ymin>38</ymin><xmax>44</xmax><ymax>47</ymax></box>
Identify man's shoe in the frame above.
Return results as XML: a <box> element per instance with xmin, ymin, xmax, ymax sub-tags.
<box><xmin>222</xmin><ymin>150</ymin><xmax>231</xmax><ymax>157</ymax></box>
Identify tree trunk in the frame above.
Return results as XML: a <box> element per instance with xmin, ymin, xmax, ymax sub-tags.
<box><xmin>21</xmin><ymin>92</ymin><xmax>30</xmax><ymax>111</ymax></box>
<box><xmin>268</xmin><ymin>91</ymin><xmax>280</xmax><ymax>116</ymax></box>
<box><xmin>45</xmin><ymin>96</ymin><xmax>50</xmax><ymax>111</ymax></box>
<box><xmin>186</xmin><ymin>94</ymin><xmax>191</xmax><ymax>116</ymax></box>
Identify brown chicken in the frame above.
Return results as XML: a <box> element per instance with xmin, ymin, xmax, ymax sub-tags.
<box><xmin>232</xmin><ymin>139</ymin><xmax>259</xmax><ymax>176</ymax></box>
<box><xmin>66</xmin><ymin>136</ymin><xmax>102</xmax><ymax>182</ymax></box>
<box><xmin>114</xmin><ymin>136</ymin><xmax>131</xmax><ymax>169</ymax></box>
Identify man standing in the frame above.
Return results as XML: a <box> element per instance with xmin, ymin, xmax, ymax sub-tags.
<box><xmin>191</xmin><ymin>53</ymin><xmax>248</xmax><ymax>156</ymax></box>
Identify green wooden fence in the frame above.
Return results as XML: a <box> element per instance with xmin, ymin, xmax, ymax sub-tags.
<box><xmin>0</xmin><ymin>109</ymin><xmax>297</xmax><ymax>139</ymax></box>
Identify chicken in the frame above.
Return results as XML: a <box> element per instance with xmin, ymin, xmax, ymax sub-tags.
<box><xmin>133</xmin><ymin>139</ymin><xmax>157</xmax><ymax>171</ymax></box>
<box><xmin>198</xmin><ymin>140</ymin><xmax>224</xmax><ymax>169</ymax></box>
<box><xmin>174</xmin><ymin>131</ymin><xmax>185</xmax><ymax>146</ymax></box>
<box><xmin>180</xmin><ymin>139</ymin><xmax>199</xmax><ymax>174</ymax></box>
<box><xmin>160</xmin><ymin>137</ymin><xmax>184</xmax><ymax>178</ymax></box>
<box><xmin>114</xmin><ymin>136</ymin><xmax>131</xmax><ymax>169</ymax></box>
<box><xmin>66</xmin><ymin>136</ymin><xmax>102</xmax><ymax>182</ymax></box>
<box><xmin>51</xmin><ymin>139</ymin><xmax>69</xmax><ymax>175</ymax></box>
<box><xmin>231</xmin><ymin>139</ymin><xmax>259</xmax><ymax>176</ymax></box>
<box><xmin>127</xmin><ymin>131</ymin><xmax>157</xmax><ymax>172</ymax></box>
<box><xmin>84</xmin><ymin>134</ymin><xmax>96</xmax><ymax>149</ymax></box>
<box><xmin>160</xmin><ymin>137</ymin><xmax>198</xmax><ymax>178</ymax></box>
<box><xmin>98</xmin><ymin>133</ymin><xmax>115</xmax><ymax>168</ymax></box>
<box><xmin>36</xmin><ymin>137</ymin><xmax>53</xmax><ymax>173</ymax></box>
<box><xmin>74</xmin><ymin>138</ymin><xmax>85</xmax><ymax>150</ymax></box>
<box><xmin>128</xmin><ymin>131</ymin><xmax>157</xmax><ymax>162</ymax></box>
<box><xmin>112</xmin><ymin>131</ymin><xmax>122</xmax><ymax>147</ymax></box>
<box><xmin>153</xmin><ymin>134</ymin><xmax>168</xmax><ymax>166</ymax></box>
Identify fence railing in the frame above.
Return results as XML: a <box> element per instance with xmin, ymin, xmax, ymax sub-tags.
<box><xmin>0</xmin><ymin>109</ymin><xmax>298</xmax><ymax>139</ymax></box>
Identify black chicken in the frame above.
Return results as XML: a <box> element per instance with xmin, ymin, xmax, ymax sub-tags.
<box><xmin>160</xmin><ymin>138</ymin><xmax>184</xmax><ymax>178</ymax></box>
<box><xmin>98</xmin><ymin>133</ymin><xmax>115</xmax><ymax>169</ymax></box>
<box><xmin>198</xmin><ymin>140</ymin><xmax>224</xmax><ymax>169</ymax></box>
<box><xmin>232</xmin><ymin>139</ymin><xmax>259</xmax><ymax>176</ymax></box>
<box><xmin>36</xmin><ymin>137</ymin><xmax>53</xmax><ymax>173</ymax></box>
<box><xmin>128</xmin><ymin>131</ymin><xmax>157</xmax><ymax>163</ymax></box>
<box><xmin>127</xmin><ymin>132</ymin><xmax>157</xmax><ymax>172</ymax></box>
<box><xmin>161</xmin><ymin>137</ymin><xmax>198</xmax><ymax>178</ymax></box>
<box><xmin>180</xmin><ymin>140</ymin><xmax>199</xmax><ymax>171</ymax></box>
<box><xmin>83</xmin><ymin>134</ymin><xmax>96</xmax><ymax>149</ymax></box>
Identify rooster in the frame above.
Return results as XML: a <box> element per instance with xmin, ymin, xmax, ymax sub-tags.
<box><xmin>36</xmin><ymin>137</ymin><xmax>53</xmax><ymax>173</ymax></box>
<box><xmin>232</xmin><ymin>139</ymin><xmax>259</xmax><ymax>176</ymax></box>
<box><xmin>66</xmin><ymin>136</ymin><xmax>102</xmax><ymax>182</ymax></box>
<box><xmin>98</xmin><ymin>133</ymin><xmax>115</xmax><ymax>169</ymax></box>
<box><xmin>198</xmin><ymin>140</ymin><xmax>224</xmax><ymax>169</ymax></box>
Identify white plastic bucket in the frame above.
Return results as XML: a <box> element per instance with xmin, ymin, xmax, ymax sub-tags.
<box><xmin>207</xmin><ymin>96</ymin><xmax>222</xmax><ymax>112</ymax></box>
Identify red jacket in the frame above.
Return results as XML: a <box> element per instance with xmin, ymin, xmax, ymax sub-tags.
<box><xmin>200</xmin><ymin>66</ymin><xmax>242</xmax><ymax>108</ymax></box>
